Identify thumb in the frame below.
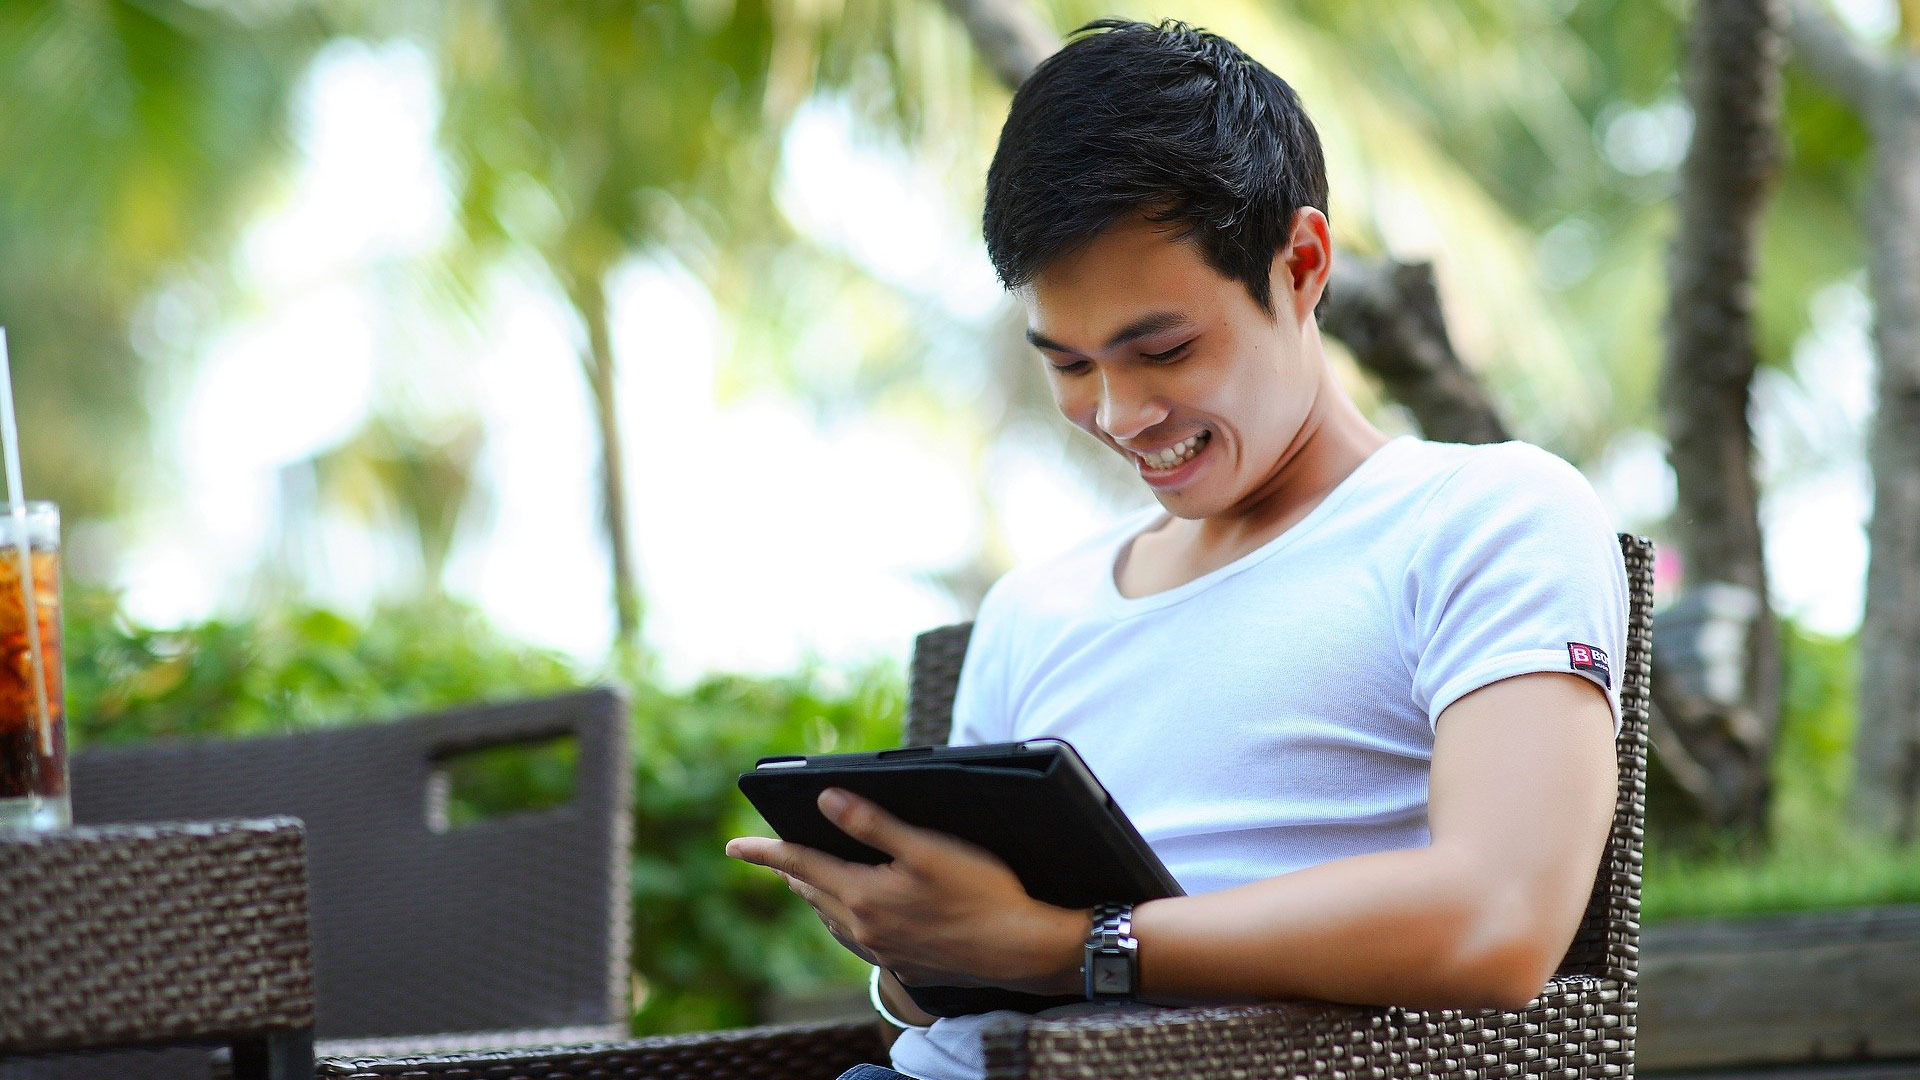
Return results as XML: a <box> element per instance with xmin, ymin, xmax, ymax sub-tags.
<box><xmin>817</xmin><ymin>787</ymin><xmax>932</xmax><ymax>861</ymax></box>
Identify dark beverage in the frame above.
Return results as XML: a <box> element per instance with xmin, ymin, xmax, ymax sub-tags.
<box><xmin>0</xmin><ymin>503</ymin><xmax>64</xmax><ymax>830</ymax></box>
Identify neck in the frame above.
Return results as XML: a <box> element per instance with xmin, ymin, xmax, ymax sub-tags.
<box><xmin>1198</xmin><ymin>352</ymin><xmax>1391</xmax><ymax>551</ymax></box>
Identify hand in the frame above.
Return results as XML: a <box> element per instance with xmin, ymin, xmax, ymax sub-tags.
<box><xmin>726</xmin><ymin>788</ymin><xmax>1086</xmax><ymax>992</ymax></box>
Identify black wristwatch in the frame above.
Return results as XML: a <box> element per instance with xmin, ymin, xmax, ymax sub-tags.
<box><xmin>1083</xmin><ymin>902</ymin><xmax>1139</xmax><ymax>1001</ymax></box>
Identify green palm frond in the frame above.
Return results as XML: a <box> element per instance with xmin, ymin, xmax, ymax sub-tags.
<box><xmin>0</xmin><ymin>0</ymin><xmax>321</xmax><ymax>519</ymax></box>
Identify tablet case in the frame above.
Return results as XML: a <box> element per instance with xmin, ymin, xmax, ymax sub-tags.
<box><xmin>737</xmin><ymin>739</ymin><xmax>1182</xmax><ymax>1017</ymax></box>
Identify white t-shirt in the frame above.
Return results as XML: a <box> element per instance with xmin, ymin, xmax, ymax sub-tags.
<box><xmin>887</xmin><ymin>435</ymin><xmax>1630</xmax><ymax>1080</ymax></box>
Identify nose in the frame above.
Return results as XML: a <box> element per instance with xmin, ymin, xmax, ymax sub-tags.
<box><xmin>1093</xmin><ymin>370</ymin><xmax>1170</xmax><ymax>442</ymax></box>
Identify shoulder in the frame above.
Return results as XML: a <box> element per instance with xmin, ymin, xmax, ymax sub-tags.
<box><xmin>1412</xmin><ymin>439</ymin><xmax>1610</xmax><ymax>530</ymax></box>
<box><xmin>1392</xmin><ymin>440</ymin><xmax>1622</xmax><ymax>589</ymax></box>
<box><xmin>1445</xmin><ymin>439</ymin><xmax>1597</xmax><ymax>489</ymax></box>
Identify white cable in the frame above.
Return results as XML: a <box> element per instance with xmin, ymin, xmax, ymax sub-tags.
<box><xmin>869</xmin><ymin>966</ymin><xmax>930</xmax><ymax>1030</ymax></box>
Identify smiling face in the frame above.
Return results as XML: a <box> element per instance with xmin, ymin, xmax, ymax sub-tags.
<box><xmin>1023</xmin><ymin>207</ymin><xmax>1338</xmax><ymax>523</ymax></box>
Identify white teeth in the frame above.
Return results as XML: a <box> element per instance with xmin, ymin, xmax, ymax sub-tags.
<box><xmin>1141</xmin><ymin>431</ymin><xmax>1209</xmax><ymax>469</ymax></box>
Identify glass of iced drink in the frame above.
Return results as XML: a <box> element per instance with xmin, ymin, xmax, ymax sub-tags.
<box><xmin>0</xmin><ymin>501</ymin><xmax>64</xmax><ymax>830</ymax></box>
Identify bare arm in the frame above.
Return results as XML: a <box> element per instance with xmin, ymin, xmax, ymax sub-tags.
<box><xmin>1033</xmin><ymin>671</ymin><xmax>1619</xmax><ymax>1010</ymax></box>
<box><xmin>730</xmin><ymin>669</ymin><xmax>1615</xmax><ymax>1013</ymax></box>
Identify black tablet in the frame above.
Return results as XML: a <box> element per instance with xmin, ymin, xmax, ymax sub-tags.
<box><xmin>737</xmin><ymin>738</ymin><xmax>1183</xmax><ymax>1017</ymax></box>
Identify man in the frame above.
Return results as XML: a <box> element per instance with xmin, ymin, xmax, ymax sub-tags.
<box><xmin>727</xmin><ymin>18</ymin><xmax>1627</xmax><ymax>1080</ymax></box>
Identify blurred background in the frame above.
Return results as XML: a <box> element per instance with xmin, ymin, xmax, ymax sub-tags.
<box><xmin>2</xmin><ymin>0</ymin><xmax>1915</xmax><ymax>1035</ymax></box>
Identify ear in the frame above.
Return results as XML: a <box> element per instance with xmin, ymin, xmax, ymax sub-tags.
<box><xmin>1271</xmin><ymin>206</ymin><xmax>1332</xmax><ymax>325</ymax></box>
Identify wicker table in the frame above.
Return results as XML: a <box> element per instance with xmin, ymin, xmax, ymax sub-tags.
<box><xmin>0</xmin><ymin>818</ymin><xmax>317</xmax><ymax>1080</ymax></box>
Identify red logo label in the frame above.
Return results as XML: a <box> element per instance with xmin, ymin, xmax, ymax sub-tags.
<box><xmin>1568</xmin><ymin>642</ymin><xmax>1611</xmax><ymax>690</ymax></box>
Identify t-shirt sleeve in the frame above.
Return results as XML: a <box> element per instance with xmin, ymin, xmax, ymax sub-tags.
<box><xmin>947</xmin><ymin>577</ymin><xmax>1016</xmax><ymax>748</ymax></box>
<box><xmin>1401</xmin><ymin>443</ymin><xmax>1630</xmax><ymax>737</ymax></box>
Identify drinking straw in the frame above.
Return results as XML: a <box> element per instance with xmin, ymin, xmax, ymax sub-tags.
<box><xmin>0</xmin><ymin>328</ymin><xmax>53</xmax><ymax>757</ymax></box>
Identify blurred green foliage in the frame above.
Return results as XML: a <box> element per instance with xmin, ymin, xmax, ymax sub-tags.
<box><xmin>1644</xmin><ymin>617</ymin><xmax>1920</xmax><ymax>923</ymax></box>
<box><xmin>1770</xmin><ymin>617</ymin><xmax>1860</xmax><ymax>836</ymax></box>
<box><xmin>437</xmin><ymin>733</ymin><xmax>580</xmax><ymax>829</ymax></box>
<box><xmin>1644</xmin><ymin>827</ymin><xmax>1920</xmax><ymax>924</ymax></box>
<box><xmin>624</xmin><ymin>665</ymin><xmax>901</xmax><ymax>1031</ymax></box>
<box><xmin>65</xmin><ymin>588</ymin><xmax>579</xmax><ymax>745</ymax></box>
<box><xmin>63</xmin><ymin>587</ymin><xmax>902</xmax><ymax>1033</ymax></box>
<box><xmin>0</xmin><ymin>0</ymin><xmax>324</xmax><ymax>522</ymax></box>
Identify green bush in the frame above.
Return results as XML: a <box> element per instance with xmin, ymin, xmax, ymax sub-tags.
<box><xmin>62</xmin><ymin>588</ymin><xmax>901</xmax><ymax>1034</ymax></box>
<box><xmin>65</xmin><ymin>588</ymin><xmax>580</xmax><ymax>745</ymax></box>
<box><xmin>1642</xmin><ymin>616</ymin><xmax>1920</xmax><ymax>923</ymax></box>
<box><xmin>624</xmin><ymin>663</ymin><xmax>901</xmax><ymax>1031</ymax></box>
<box><xmin>1643</xmin><ymin>827</ymin><xmax>1920</xmax><ymax>923</ymax></box>
<box><xmin>1768</xmin><ymin>616</ymin><xmax>1858</xmax><ymax>844</ymax></box>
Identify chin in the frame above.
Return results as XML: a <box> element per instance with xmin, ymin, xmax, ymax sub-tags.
<box><xmin>1150</xmin><ymin>491</ymin><xmax>1206</xmax><ymax>517</ymax></box>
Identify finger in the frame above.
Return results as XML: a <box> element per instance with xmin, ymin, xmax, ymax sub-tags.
<box><xmin>816</xmin><ymin>788</ymin><xmax>942</xmax><ymax>861</ymax></box>
<box><xmin>781</xmin><ymin>870</ymin><xmax>858</xmax><ymax>930</ymax></box>
<box><xmin>769</xmin><ymin>869</ymin><xmax>874</xmax><ymax>964</ymax></box>
<box><xmin>726</xmin><ymin>836</ymin><xmax>857</xmax><ymax>893</ymax></box>
<box><xmin>817</xmin><ymin>789</ymin><xmax>1013</xmax><ymax>876</ymax></box>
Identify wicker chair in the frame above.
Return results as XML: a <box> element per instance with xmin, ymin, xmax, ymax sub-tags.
<box><xmin>316</xmin><ymin>534</ymin><xmax>1653</xmax><ymax>1080</ymax></box>
<box><xmin>36</xmin><ymin>689</ymin><xmax>631</xmax><ymax>1080</ymax></box>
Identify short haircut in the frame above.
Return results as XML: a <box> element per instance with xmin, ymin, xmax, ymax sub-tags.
<box><xmin>982</xmin><ymin>18</ymin><xmax>1331</xmax><ymax>320</ymax></box>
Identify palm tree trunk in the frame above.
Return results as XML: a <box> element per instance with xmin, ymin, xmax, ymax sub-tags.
<box><xmin>1655</xmin><ymin>0</ymin><xmax>1788</xmax><ymax>833</ymax></box>
<box><xmin>569</xmin><ymin>272</ymin><xmax>643</xmax><ymax>643</ymax></box>
<box><xmin>1786</xmin><ymin>0</ymin><xmax>1920</xmax><ymax>841</ymax></box>
<box><xmin>1322</xmin><ymin>256</ymin><xmax>1511</xmax><ymax>444</ymax></box>
<box><xmin>930</xmin><ymin>0</ymin><xmax>1056</xmax><ymax>88</ymax></box>
<box><xmin>1857</xmin><ymin>107</ymin><xmax>1920</xmax><ymax>840</ymax></box>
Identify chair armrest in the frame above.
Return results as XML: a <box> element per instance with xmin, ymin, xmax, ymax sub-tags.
<box><xmin>314</xmin><ymin>1018</ymin><xmax>889</xmax><ymax>1079</ymax></box>
<box><xmin>215</xmin><ymin>1023</ymin><xmax>635</xmax><ymax>1078</ymax></box>
<box><xmin>984</xmin><ymin>976</ymin><xmax>1633</xmax><ymax>1080</ymax></box>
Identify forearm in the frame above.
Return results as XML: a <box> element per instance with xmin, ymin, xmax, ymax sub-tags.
<box><xmin>1023</xmin><ymin>673</ymin><xmax>1617</xmax><ymax>1014</ymax></box>
<box><xmin>1031</xmin><ymin>845</ymin><xmax>1570</xmax><ymax>1012</ymax></box>
<box><xmin>1145</xmin><ymin>845</ymin><xmax>1563</xmax><ymax>1009</ymax></box>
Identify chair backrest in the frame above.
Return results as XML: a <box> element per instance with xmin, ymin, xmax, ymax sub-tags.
<box><xmin>905</xmin><ymin>534</ymin><xmax>1654</xmax><ymax>985</ymax></box>
<box><xmin>69</xmin><ymin>688</ymin><xmax>631</xmax><ymax>1041</ymax></box>
<box><xmin>1562</xmin><ymin>534</ymin><xmax>1651</xmax><ymax>983</ymax></box>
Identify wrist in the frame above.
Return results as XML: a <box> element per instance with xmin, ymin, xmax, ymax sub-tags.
<box><xmin>1010</xmin><ymin>903</ymin><xmax>1093</xmax><ymax>996</ymax></box>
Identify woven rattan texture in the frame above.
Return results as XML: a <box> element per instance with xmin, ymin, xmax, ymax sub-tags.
<box><xmin>981</xmin><ymin>979</ymin><xmax>1634</xmax><ymax>1080</ymax></box>
<box><xmin>68</xmin><ymin>689</ymin><xmax>630</xmax><ymax>1043</ymax></box>
<box><xmin>1556</xmin><ymin>535</ymin><xmax>1652</xmax><ymax>984</ymax></box>
<box><xmin>314</xmin><ymin>1020</ymin><xmax>887</xmax><ymax>1079</ymax></box>
<box><xmin>0</xmin><ymin>818</ymin><xmax>314</xmax><ymax>1054</ymax></box>
<box><xmin>906</xmin><ymin>624</ymin><xmax>971</xmax><ymax>748</ymax></box>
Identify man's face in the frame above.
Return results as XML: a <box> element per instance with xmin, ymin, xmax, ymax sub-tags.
<box><xmin>1022</xmin><ymin>211</ymin><xmax>1329</xmax><ymax>520</ymax></box>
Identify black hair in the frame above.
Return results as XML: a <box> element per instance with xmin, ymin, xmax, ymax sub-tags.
<box><xmin>982</xmin><ymin>18</ymin><xmax>1330</xmax><ymax>319</ymax></box>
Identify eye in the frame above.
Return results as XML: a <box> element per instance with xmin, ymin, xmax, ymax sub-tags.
<box><xmin>1144</xmin><ymin>342</ymin><xmax>1191</xmax><ymax>362</ymax></box>
<box><xmin>1050</xmin><ymin>360</ymin><xmax>1090</xmax><ymax>375</ymax></box>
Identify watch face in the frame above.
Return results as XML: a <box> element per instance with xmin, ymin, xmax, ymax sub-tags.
<box><xmin>1092</xmin><ymin>954</ymin><xmax>1131</xmax><ymax>994</ymax></box>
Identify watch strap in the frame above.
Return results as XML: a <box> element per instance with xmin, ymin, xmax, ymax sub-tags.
<box><xmin>1083</xmin><ymin>901</ymin><xmax>1139</xmax><ymax>1001</ymax></box>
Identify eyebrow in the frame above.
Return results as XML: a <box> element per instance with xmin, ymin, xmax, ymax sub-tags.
<box><xmin>1024</xmin><ymin>311</ymin><xmax>1194</xmax><ymax>357</ymax></box>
